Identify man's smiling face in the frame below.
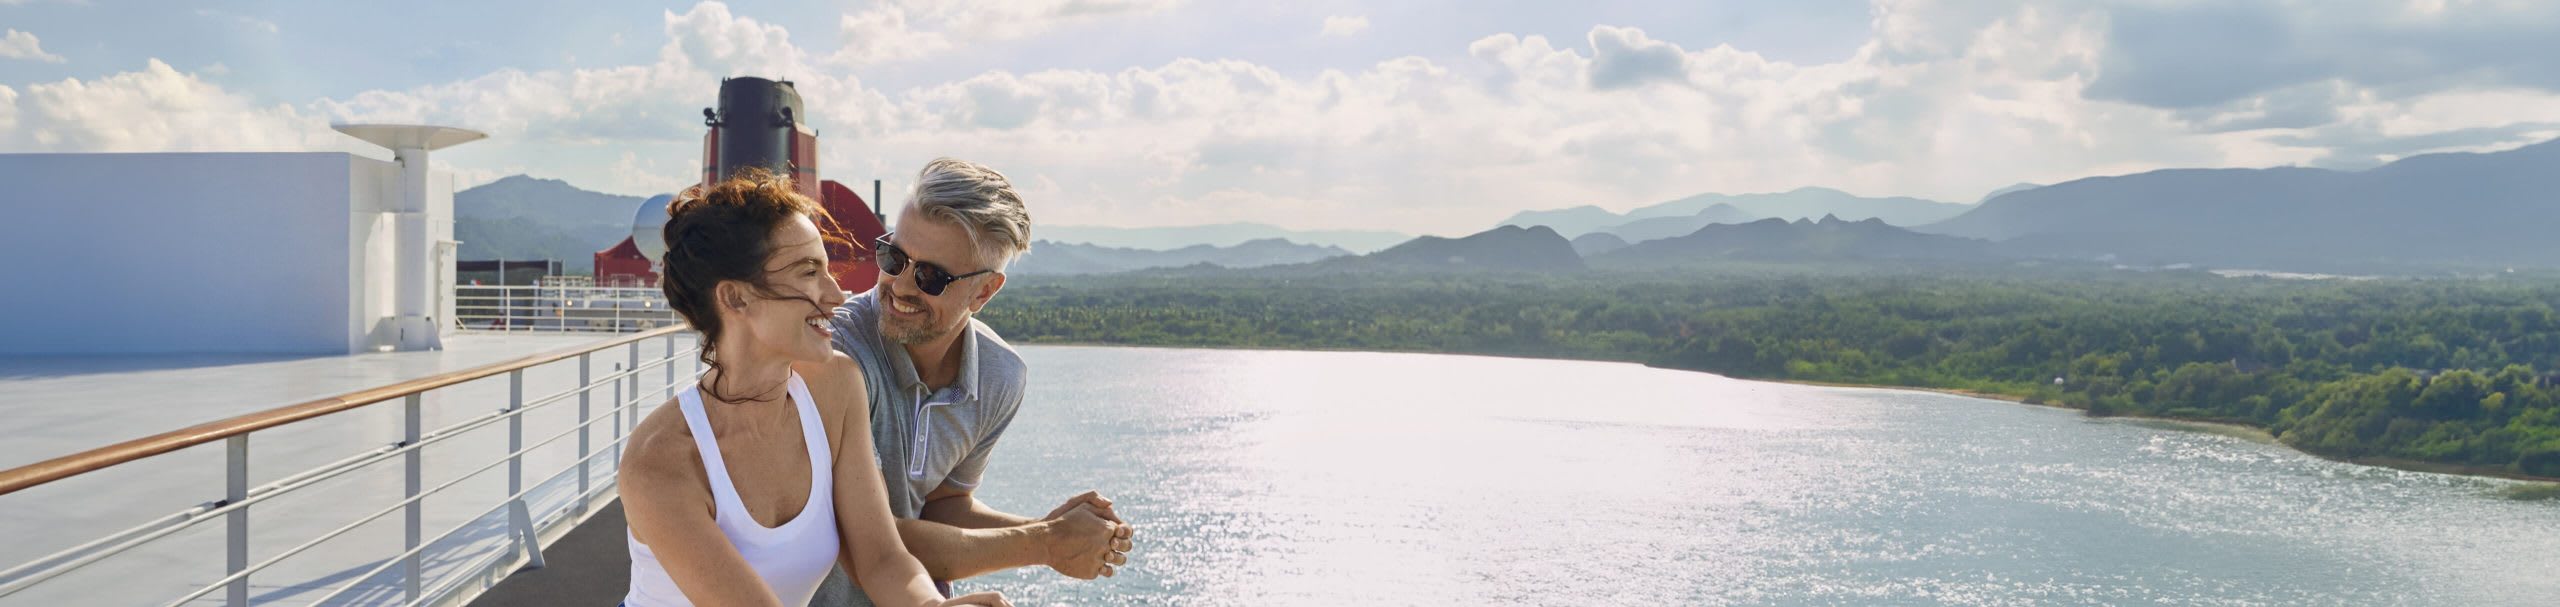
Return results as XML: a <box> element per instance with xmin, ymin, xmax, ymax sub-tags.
<box><xmin>875</xmin><ymin>206</ymin><xmax>999</xmax><ymax>346</ymax></box>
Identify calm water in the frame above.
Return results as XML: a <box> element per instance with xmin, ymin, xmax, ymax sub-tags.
<box><xmin>6</xmin><ymin>343</ymin><xmax>2558</xmax><ymax>606</ymax></box>
<box><xmin>955</xmin><ymin>346</ymin><xmax>2560</xmax><ymax>606</ymax></box>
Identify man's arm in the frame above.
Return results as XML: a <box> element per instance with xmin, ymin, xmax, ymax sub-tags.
<box><xmin>919</xmin><ymin>485</ymin><xmax>1038</xmax><ymax>529</ymax></box>
<box><xmin>892</xmin><ymin>512</ymin><xmax>1052</xmax><ymax>581</ymax></box>
<box><xmin>896</xmin><ymin>485</ymin><xmax>1123</xmax><ymax>581</ymax></box>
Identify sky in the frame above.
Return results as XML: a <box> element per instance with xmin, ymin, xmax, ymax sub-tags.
<box><xmin>4</xmin><ymin>0</ymin><xmax>2559</xmax><ymax>235</ymax></box>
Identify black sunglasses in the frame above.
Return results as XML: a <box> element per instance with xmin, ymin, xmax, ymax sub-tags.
<box><xmin>875</xmin><ymin>232</ymin><xmax>995</xmax><ymax>296</ymax></box>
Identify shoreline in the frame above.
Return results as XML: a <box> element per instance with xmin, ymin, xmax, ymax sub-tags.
<box><xmin>1764</xmin><ymin>377</ymin><xmax>2560</xmax><ymax>485</ymax></box>
<box><xmin>1017</xmin><ymin>339</ymin><xmax>2560</xmax><ymax>487</ymax></box>
<box><xmin>1775</xmin><ymin>379</ymin><xmax>2281</xmax><ymax>441</ymax></box>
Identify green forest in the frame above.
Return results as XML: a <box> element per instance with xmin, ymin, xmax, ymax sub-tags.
<box><xmin>979</xmin><ymin>264</ymin><xmax>2560</xmax><ymax>478</ymax></box>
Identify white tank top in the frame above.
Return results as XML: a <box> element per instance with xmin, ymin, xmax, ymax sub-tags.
<box><xmin>625</xmin><ymin>372</ymin><xmax>839</xmax><ymax>606</ymax></box>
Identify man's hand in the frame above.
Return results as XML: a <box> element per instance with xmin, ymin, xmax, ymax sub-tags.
<box><xmin>1043</xmin><ymin>490</ymin><xmax>1121</xmax><ymax>523</ymax></box>
<box><xmin>937</xmin><ymin>591</ymin><xmax>1011</xmax><ymax>607</ymax></box>
<box><xmin>1040</xmin><ymin>503</ymin><xmax>1125</xmax><ymax>579</ymax></box>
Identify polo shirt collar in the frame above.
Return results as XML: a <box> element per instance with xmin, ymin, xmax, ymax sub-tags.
<box><xmin>885</xmin><ymin>318</ymin><xmax>979</xmax><ymax>402</ymax></box>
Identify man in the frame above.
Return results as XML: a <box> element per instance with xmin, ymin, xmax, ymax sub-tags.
<box><xmin>812</xmin><ymin>158</ymin><xmax>1134</xmax><ymax>606</ymax></box>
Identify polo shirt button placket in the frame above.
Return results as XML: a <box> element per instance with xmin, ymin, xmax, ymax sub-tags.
<box><xmin>910</xmin><ymin>387</ymin><xmax>929</xmax><ymax>480</ymax></box>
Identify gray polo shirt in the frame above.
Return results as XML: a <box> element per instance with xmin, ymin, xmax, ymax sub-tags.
<box><xmin>812</xmin><ymin>291</ymin><xmax>1024</xmax><ymax>606</ymax></box>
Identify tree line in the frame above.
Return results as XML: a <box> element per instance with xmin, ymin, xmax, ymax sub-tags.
<box><xmin>978</xmin><ymin>265</ymin><xmax>2560</xmax><ymax>477</ymax></box>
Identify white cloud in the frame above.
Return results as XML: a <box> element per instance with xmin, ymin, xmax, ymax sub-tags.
<box><xmin>450</xmin><ymin>167</ymin><xmax>520</xmax><ymax>190</ymax></box>
<box><xmin>831</xmin><ymin>4</ymin><xmax>953</xmax><ymax>66</ymax></box>
<box><xmin>10</xmin><ymin>0</ymin><xmax>2560</xmax><ymax>236</ymax></box>
<box><xmin>896</xmin><ymin>0</ymin><xmax>1182</xmax><ymax>41</ymax></box>
<box><xmin>0</xmin><ymin>29</ymin><xmax>66</xmax><ymax>63</ymax></box>
<box><xmin>823</xmin><ymin>0</ymin><xmax>2560</xmax><ymax>233</ymax></box>
<box><xmin>830</xmin><ymin>0</ymin><xmax>1183</xmax><ymax>66</ymax></box>
<box><xmin>0</xmin><ymin>85</ymin><xmax>17</xmax><ymax>133</ymax></box>
<box><xmin>1585</xmin><ymin>25</ymin><xmax>1686</xmax><ymax>90</ymax></box>
<box><xmin>319</xmin><ymin>3</ymin><xmax>892</xmax><ymax>147</ymax></box>
<box><xmin>0</xmin><ymin>59</ymin><xmax>343</xmax><ymax>153</ymax></box>
<box><xmin>195</xmin><ymin>9</ymin><xmax>280</xmax><ymax>35</ymax></box>
<box><xmin>1320</xmin><ymin>15</ymin><xmax>1369</xmax><ymax>38</ymax></box>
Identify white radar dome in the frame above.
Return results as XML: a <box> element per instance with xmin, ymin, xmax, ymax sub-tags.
<box><xmin>634</xmin><ymin>193</ymin><xmax>675</xmax><ymax>262</ymax></box>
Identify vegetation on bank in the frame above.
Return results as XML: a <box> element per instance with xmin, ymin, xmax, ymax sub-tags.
<box><xmin>980</xmin><ymin>265</ymin><xmax>2560</xmax><ymax>478</ymax></box>
<box><xmin>2507</xmin><ymin>483</ymin><xmax>2560</xmax><ymax>501</ymax></box>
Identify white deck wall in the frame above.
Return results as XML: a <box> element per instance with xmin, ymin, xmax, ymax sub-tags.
<box><xmin>0</xmin><ymin>152</ymin><xmax>456</xmax><ymax>355</ymax></box>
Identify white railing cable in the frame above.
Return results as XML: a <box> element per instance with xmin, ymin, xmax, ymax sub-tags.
<box><xmin>0</xmin><ymin>349</ymin><xmax>700</xmax><ymax>597</ymax></box>
<box><xmin>159</xmin><ymin>375</ymin><xmax>679</xmax><ymax>607</ymax></box>
<box><xmin>0</xmin><ymin>328</ymin><xmax>698</xmax><ymax>607</ymax></box>
<box><xmin>295</xmin><ymin>382</ymin><xmax>671</xmax><ymax>607</ymax></box>
<box><xmin>455</xmin><ymin>285</ymin><xmax>679</xmax><ymax>333</ymax></box>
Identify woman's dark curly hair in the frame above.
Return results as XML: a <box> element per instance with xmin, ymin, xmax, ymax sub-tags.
<box><xmin>659</xmin><ymin>167</ymin><xmax>846</xmax><ymax>403</ymax></box>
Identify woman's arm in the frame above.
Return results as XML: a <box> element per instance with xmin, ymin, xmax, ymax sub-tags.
<box><xmin>800</xmin><ymin>356</ymin><xmax>996</xmax><ymax>607</ymax></box>
<box><xmin>620</xmin><ymin>405</ymin><xmax>787</xmax><ymax>607</ymax></box>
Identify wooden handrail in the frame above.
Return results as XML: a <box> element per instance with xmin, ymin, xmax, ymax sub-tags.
<box><xmin>0</xmin><ymin>325</ymin><xmax>692</xmax><ymax>497</ymax></box>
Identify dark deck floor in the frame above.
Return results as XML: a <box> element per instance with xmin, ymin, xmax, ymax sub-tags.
<box><xmin>468</xmin><ymin>500</ymin><xmax>631</xmax><ymax>607</ymax></box>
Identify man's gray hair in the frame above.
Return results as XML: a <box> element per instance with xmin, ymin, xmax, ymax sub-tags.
<box><xmin>906</xmin><ymin>157</ymin><xmax>1033</xmax><ymax>271</ymax></box>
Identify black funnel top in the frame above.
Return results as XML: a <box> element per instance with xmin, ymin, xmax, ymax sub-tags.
<box><xmin>706</xmin><ymin>77</ymin><xmax>806</xmax><ymax>182</ymax></box>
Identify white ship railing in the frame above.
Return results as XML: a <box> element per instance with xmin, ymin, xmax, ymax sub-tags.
<box><xmin>456</xmin><ymin>285</ymin><xmax>680</xmax><ymax>333</ymax></box>
<box><xmin>0</xmin><ymin>326</ymin><xmax>699</xmax><ymax>607</ymax></box>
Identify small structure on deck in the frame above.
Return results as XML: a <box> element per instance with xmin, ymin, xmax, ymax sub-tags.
<box><xmin>0</xmin><ymin>124</ymin><xmax>484</xmax><ymax>355</ymax></box>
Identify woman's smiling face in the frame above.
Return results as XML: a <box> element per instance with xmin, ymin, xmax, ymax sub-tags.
<box><xmin>730</xmin><ymin>213</ymin><xmax>848</xmax><ymax>363</ymax></box>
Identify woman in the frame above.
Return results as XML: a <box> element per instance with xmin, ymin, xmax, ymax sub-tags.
<box><xmin>620</xmin><ymin>169</ymin><xmax>1007</xmax><ymax>607</ymax></box>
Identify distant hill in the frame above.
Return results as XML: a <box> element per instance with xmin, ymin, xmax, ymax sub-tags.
<box><xmin>1493</xmin><ymin>187</ymin><xmax>1969</xmax><ymax>240</ymax></box>
<box><xmin>1978</xmin><ymin>182</ymin><xmax>2043</xmax><ymax>203</ymax></box>
<box><xmin>1920</xmin><ymin>138</ymin><xmax>2560</xmax><ymax>270</ymax></box>
<box><xmin>1569</xmin><ymin>232</ymin><xmax>1629</xmax><ymax>257</ymax></box>
<box><xmin>1593</xmin><ymin>215</ymin><xmax>2002</xmax><ymax>267</ymax></box>
<box><xmin>1040</xmin><ymin>223</ymin><xmax>1410</xmax><ymax>254</ymax></box>
<box><xmin>1011</xmin><ymin>238</ymin><xmax>1351</xmax><ymax>275</ymax></box>
<box><xmin>1346</xmin><ymin>225</ymin><xmax>1583</xmax><ymax>271</ymax></box>
<box><xmin>1492</xmin><ymin>205</ymin><xmax>1636</xmax><ymax>238</ymax></box>
<box><xmin>1605</xmin><ymin>203</ymin><xmax>1763</xmax><ymax>242</ymax></box>
<box><xmin>454</xmin><ymin>175</ymin><xmax>647</xmax><ymax>272</ymax></box>
<box><xmin>1627</xmin><ymin>187</ymin><xmax>1973</xmax><ymax>226</ymax></box>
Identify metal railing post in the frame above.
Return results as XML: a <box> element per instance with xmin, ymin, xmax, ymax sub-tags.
<box><xmin>611</xmin><ymin>364</ymin><xmax>625</xmax><ymax>466</ymax></box>
<box><xmin>224</xmin><ymin>435</ymin><xmax>248</xmax><ymax>607</ymax></box>
<box><xmin>576</xmin><ymin>353</ymin><xmax>590</xmax><ymax>511</ymax></box>
<box><xmin>665</xmin><ymin>334</ymin><xmax>677</xmax><ymax>395</ymax></box>
<box><xmin>628</xmin><ymin>340</ymin><xmax>642</xmax><ymax>414</ymax></box>
<box><xmin>505</xmin><ymin>369</ymin><xmax>524</xmax><ymax>557</ymax></box>
<box><xmin>402</xmin><ymin>393</ymin><xmax>422</xmax><ymax>602</ymax></box>
<box><xmin>0</xmin><ymin>325</ymin><xmax>689</xmax><ymax>606</ymax></box>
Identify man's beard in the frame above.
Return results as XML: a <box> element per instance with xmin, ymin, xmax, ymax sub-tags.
<box><xmin>880</xmin><ymin>305</ymin><xmax>962</xmax><ymax>345</ymax></box>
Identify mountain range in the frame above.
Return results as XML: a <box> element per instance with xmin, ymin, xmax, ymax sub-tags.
<box><xmin>1316</xmin><ymin>215</ymin><xmax>1993</xmax><ymax>272</ymax></box>
<box><xmin>1038</xmin><ymin>223</ymin><xmax>1410</xmax><ymax>254</ymax></box>
<box><xmin>1011</xmin><ymin>239</ymin><xmax>1351</xmax><ymax>275</ymax></box>
<box><xmin>1592</xmin><ymin>215</ymin><xmax>2002</xmax><ymax>267</ymax></box>
<box><xmin>1335</xmin><ymin>225</ymin><xmax>1584</xmax><ymax>272</ymax></box>
<box><xmin>1495</xmin><ymin>186</ymin><xmax>1975</xmax><ymax>241</ymax></box>
<box><xmin>457</xmin><ymin>136</ymin><xmax>2560</xmax><ymax>277</ymax></box>
<box><xmin>453</xmin><ymin>175</ymin><xmax>646</xmax><ymax>273</ymax></box>
<box><xmin>452</xmin><ymin>177</ymin><xmax>1371</xmax><ymax>276</ymax></box>
<box><xmin>1919</xmin><ymin>138</ymin><xmax>2560</xmax><ymax>270</ymax></box>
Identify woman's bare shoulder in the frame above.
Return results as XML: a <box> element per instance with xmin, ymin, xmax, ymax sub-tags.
<box><xmin>791</xmin><ymin>354</ymin><xmax>869</xmax><ymax>441</ymax></box>
<box><xmin>621</xmin><ymin>398</ymin><xmax>705</xmax><ymax>492</ymax></box>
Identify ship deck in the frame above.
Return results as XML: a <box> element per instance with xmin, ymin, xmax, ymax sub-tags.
<box><xmin>0</xmin><ymin>331</ymin><xmax>683</xmax><ymax>607</ymax></box>
<box><xmin>465</xmin><ymin>501</ymin><xmax>630</xmax><ymax>606</ymax></box>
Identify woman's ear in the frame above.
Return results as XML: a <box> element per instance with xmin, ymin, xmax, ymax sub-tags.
<box><xmin>714</xmin><ymin>280</ymin><xmax>748</xmax><ymax>313</ymax></box>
